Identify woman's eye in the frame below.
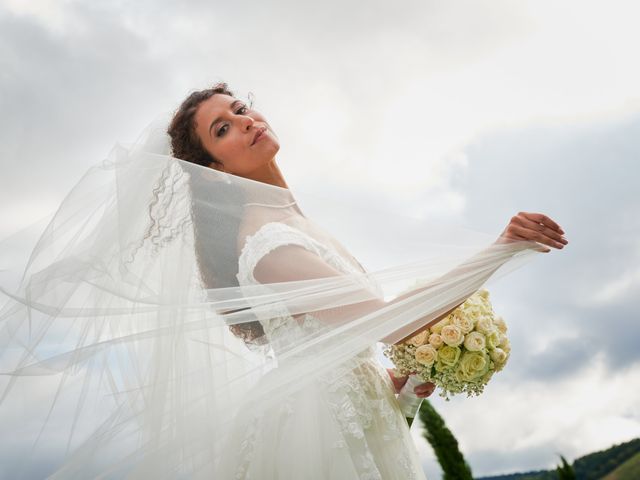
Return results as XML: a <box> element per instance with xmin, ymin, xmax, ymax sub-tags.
<box><xmin>216</xmin><ymin>105</ymin><xmax>249</xmax><ymax>137</ymax></box>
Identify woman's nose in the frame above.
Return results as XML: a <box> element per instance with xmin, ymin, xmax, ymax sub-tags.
<box><xmin>239</xmin><ymin>115</ymin><xmax>254</xmax><ymax>130</ymax></box>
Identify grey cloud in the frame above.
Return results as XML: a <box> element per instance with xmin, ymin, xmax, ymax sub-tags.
<box><xmin>0</xmin><ymin>4</ymin><xmax>175</xmax><ymax>205</ymax></box>
<box><xmin>448</xmin><ymin>113</ymin><xmax>640</xmax><ymax>383</ymax></box>
<box><xmin>1</xmin><ymin>1</ymin><xmax>639</xmax><ymax>478</ymax></box>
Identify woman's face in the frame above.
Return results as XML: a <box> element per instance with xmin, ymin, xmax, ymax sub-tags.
<box><xmin>193</xmin><ymin>94</ymin><xmax>280</xmax><ymax>177</ymax></box>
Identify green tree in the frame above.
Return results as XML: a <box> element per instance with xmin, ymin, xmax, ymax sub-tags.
<box><xmin>556</xmin><ymin>455</ymin><xmax>576</xmax><ymax>480</ymax></box>
<box><xmin>417</xmin><ymin>399</ymin><xmax>473</xmax><ymax>480</ymax></box>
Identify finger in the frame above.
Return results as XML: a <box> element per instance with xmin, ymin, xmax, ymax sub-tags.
<box><xmin>414</xmin><ymin>383</ymin><xmax>435</xmax><ymax>396</ymax></box>
<box><xmin>519</xmin><ymin>212</ymin><xmax>564</xmax><ymax>235</ymax></box>
<box><xmin>498</xmin><ymin>230</ymin><xmax>551</xmax><ymax>253</ymax></box>
<box><xmin>510</xmin><ymin>224</ymin><xmax>564</xmax><ymax>250</ymax></box>
<box><xmin>416</xmin><ymin>390</ymin><xmax>434</xmax><ymax>398</ymax></box>
<box><xmin>513</xmin><ymin>215</ymin><xmax>568</xmax><ymax>246</ymax></box>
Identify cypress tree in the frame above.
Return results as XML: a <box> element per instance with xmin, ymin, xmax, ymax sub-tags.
<box><xmin>556</xmin><ymin>455</ymin><xmax>576</xmax><ymax>480</ymax></box>
<box><xmin>417</xmin><ymin>399</ymin><xmax>473</xmax><ymax>480</ymax></box>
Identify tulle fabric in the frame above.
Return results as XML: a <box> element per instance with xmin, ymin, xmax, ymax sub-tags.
<box><xmin>0</xmin><ymin>116</ymin><xmax>544</xmax><ymax>478</ymax></box>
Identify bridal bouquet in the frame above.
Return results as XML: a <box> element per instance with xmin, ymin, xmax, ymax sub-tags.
<box><xmin>383</xmin><ymin>288</ymin><xmax>510</xmax><ymax>401</ymax></box>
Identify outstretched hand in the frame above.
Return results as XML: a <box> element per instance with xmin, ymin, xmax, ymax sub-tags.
<box><xmin>496</xmin><ymin>211</ymin><xmax>568</xmax><ymax>253</ymax></box>
<box><xmin>387</xmin><ymin>368</ymin><xmax>435</xmax><ymax>398</ymax></box>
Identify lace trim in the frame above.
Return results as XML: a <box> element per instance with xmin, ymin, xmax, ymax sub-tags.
<box><xmin>236</xmin><ymin>222</ymin><xmax>323</xmax><ymax>286</ymax></box>
<box><xmin>237</xmin><ymin>221</ymin><xmax>378</xmax><ymax>291</ymax></box>
<box><xmin>236</xmin><ymin>221</ymin><xmax>383</xmax><ymax>341</ymax></box>
<box><xmin>233</xmin><ymin>412</ymin><xmax>260</xmax><ymax>480</ymax></box>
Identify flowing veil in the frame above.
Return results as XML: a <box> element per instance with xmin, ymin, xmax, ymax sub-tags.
<box><xmin>0</xmin><ymin>116</ymin><xmax>544</xmax><ymax>478</ymax></box>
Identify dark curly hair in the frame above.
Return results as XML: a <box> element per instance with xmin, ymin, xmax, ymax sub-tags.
<box><xmin>167</xmin><ymin>83</ymin><xmax>266</xmax><ymax>346</ymax></box>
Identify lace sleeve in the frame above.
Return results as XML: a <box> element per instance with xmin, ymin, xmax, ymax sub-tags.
<box><xmin>236</xmin><ymin>221</ymin><xmax>385</xmax><ymax>351</ymax></box>
<box><xmin>236</xmin><ymin>222</ymin><xmax>344</xmax><ymax>348</ymax></box>
<box><xmin>236</xmin><ymin>222</ymin><xmax>327</xmax><ymax>286</ymax></box>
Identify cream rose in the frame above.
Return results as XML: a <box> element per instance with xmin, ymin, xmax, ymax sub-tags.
<box><xmin>428</xmin><ymin>333</ymin><xmax>444</xmax><ymax>349</ymax></box>
<box><xmin>415</xmin><ymin>344</ymin><xmax>438</xmax><ymax>366</ymax></box>
<box><xmin>490</xmin><ymin>347</ymin><xmax>508</xmax><ymax>365</ymax></box>
<box><xmin>493</xmin><ymin>315</ymin><xmax>507</xmax><ymax>334</ymax></box>
<box><xmin>452</xmin><ymin>315</ymin><xmax>474</xmax><ymax>334</ymax></box>
<box><xmin>406</xmin><ymin>330</ymin><xmax>428</xmax><ymax>347</ymax></box>
<box><xmin>463</xmin><ymin>331</ymin><xmax>486</xmax><ymax>352</ymax></box>
<box><xmin>499</xmin><ymin>335</ymin><xmax>511</xmax><ymax>353</ymax></box>
<box><xmin>441</xmin><ymin>325</ymin><xmax>464</xmax><ymax>347</ymax></box>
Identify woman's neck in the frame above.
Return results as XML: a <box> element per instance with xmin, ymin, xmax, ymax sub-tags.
<box><xmin>243</xmin><ymin>158</ymin><xmax>306</xmax><ymax>218</ymax></box>
<box><xmin>248</xmin><ymin>158</ymin><xmax>289</xmax><ymax>190</ymax></box>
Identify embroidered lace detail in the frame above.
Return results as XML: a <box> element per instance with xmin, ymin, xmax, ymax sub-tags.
<box><xmin>237</xmin><ymin>222</ymin><xmax>323</xmax><ymax>287</ymax></box>
<box><xmin>234</xmin><ymin>412</ymin><xmax>260</xmax><ymax>480</ymax></box>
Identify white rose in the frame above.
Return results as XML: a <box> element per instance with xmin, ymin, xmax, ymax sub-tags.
<box><xmin>441</xmin><ymin>325</ymin><xmax>464</xmax><ymax>347</ymax></box>
<box><xmin>490</xmin><ymin>347</ymin><xmax>508</xmax><ymax>365</ymax></box>
<box><xmin>499</xmin><ymin>335</ymin><xmax>511</xmax><ymax>353</ymax></box>
<box><xmin>428</xmin><ymin>333</ymin><xmax>444</xmax><ymax>349</ymax></box>
<box><xmin>452</xmin><ymin>315</ymin><xmax>474</xmax><ymax>334</ymax></box>
<box><xmin>406</xmin><ymin>330</ymin><xmax>428</xmax><ymax>347</ymax></box>
<box><xmin>475</xmin><ymin>316</ymin><xmax>496</xmax><ymax>335</ymax></box>
<box><xmin>493</xmin><ymin>315</ymin><xmax>507</xmax><ymax>334</ymax></box>
<box><xmin>463</xmin><ymin>331</ymin><xmax>486</xmax><ymax>352</ymax></box>
<box><xmin>415</xmin><ymin>344</ymin><xmax>438</xmax><ymax>366</ymax></box>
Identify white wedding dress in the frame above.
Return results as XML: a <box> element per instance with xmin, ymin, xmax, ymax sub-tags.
<box><xmin>217</xmin><ymin>221</ymin><xmax>427</xmax><ymax>480</ymax></box>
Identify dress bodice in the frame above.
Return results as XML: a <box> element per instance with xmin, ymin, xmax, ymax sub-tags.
<box><xmin>236</xmin><ymin>221</ymin><xmax>383</xmax><ymax>356</ymax></box>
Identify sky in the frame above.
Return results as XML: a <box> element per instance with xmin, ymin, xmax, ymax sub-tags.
<box><xmin>1</xmin><ymin>0</ymin><xmax>639</xmax><ymax>478</ymax></box>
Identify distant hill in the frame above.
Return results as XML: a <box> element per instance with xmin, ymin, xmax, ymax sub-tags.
<box><xmin>601</xmin><ymin>451</ymin><xmax>640</xmax><ymax>480</ymax></box>
<box><xmin>477</xmin><ymin>438</ymin><xmax>640</xmax><ymax>480</ymax></box>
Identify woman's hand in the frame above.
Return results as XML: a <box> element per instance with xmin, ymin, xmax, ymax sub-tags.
<box><xmin>387</xmin><ymin>368</ymin><xmax>436</xmax><ymax>398</ymax></box>
<box><xmin>496</xmin><ymin>211</ymin><xmax>568</xmax><ymax>253</ymax></box>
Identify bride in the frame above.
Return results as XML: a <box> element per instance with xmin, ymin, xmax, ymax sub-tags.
<box><xmin>0</xmin><ymin>82</ymin><xmax>567</xmax><ymax>479</ymax></box>
<box><xmin>164</xmin><ymin>83</ymin><xmax>567</xmax><ymax>479</ymax></box>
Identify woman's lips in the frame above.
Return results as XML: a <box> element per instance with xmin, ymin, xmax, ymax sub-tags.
<box><xmin>251</xmin><ymin>128</ymin><xmax>267</xmax><ymax>145</ymax></box>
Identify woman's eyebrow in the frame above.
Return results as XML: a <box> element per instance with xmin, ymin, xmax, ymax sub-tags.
<box><xmin>209</xmin><ymin>100</ymin><xmax>242</xmax><ymax>137</ymax></box>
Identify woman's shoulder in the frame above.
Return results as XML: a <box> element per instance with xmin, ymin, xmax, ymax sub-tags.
<box><xmin>237</xmin><ymin>218</ymin><xmax>320</xmax><ymax>256</ymax></box>
<box><xmin>236</xmin><ymin>219</ymin><xmax>327</xmax><ymax>285</ymax></box>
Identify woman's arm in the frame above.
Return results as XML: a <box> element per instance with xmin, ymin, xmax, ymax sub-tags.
<box><xmin>251</xmin><ymin>241</ymin><xmax>515</xmax><ymax>344</ymax></box>
<box><xmin>383</xmin><ymin>211</ymin><xmax>567</xmax><ymax>344</ymax></box>
<box><xmin>250</xmin><ymin>212</ymin><xmax>566</xmax><ymax>345</ymax></box>
<box><xmin>378</xmin><ymin>243</ymin><xmax>512</xmax><ymax>345</ymax></box>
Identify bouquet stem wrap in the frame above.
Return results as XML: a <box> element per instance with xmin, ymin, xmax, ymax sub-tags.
<box><xmin>397</xmin><ymin>374</ymin><xmax>425</xmax><ymax>427</ymax></box>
